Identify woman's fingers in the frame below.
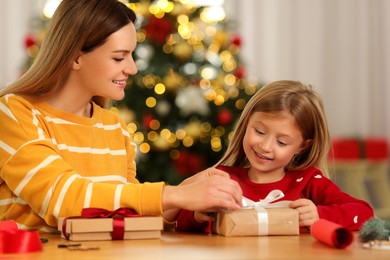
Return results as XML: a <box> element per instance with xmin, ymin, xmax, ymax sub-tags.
<box><xmin>163</xmin><ymin>171</ymin><xmax>242</xmax><ymax>212</ymax></box>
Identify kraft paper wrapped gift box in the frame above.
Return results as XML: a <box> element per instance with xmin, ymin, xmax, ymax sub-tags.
<box><xmin>213</xmin><ymin>190</ymin><xmax>300</xmax><ymax>236</ymax></box>
<box><xmin>58</xmin><ymin>208</ymin><xmax>163</xmax><ymax>241</ymax></box>
<box><xmin>212</xmin><ymin>207</ymin><xmax>299</xmax><ymax>237</ymax></box>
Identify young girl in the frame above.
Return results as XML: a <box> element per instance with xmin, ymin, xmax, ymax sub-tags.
<box><xmin>0</xmin><ymin>0</ymin><xmax>242</xmax><ymax>232</ymax></box>
<box><xmin>176</xmin><ymin>80</ymin><xmax>374</xmax><ymax>232</ymax></box>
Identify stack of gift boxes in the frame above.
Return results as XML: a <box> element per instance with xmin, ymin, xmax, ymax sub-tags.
<box><xmin>59</xmin><ymin>208</ymin><xmax>163</xmax><ymax>241</ymax></box>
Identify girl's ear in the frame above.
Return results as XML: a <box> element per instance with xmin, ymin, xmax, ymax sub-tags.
<box><xmin>300</xmin><ymin>139</ymin><xmax>313</xmax><ymax>152</ymax></box>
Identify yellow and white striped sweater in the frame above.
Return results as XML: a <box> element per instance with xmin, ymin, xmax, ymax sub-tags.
<box><xmin>0</xmin><ymin>94</ymin><xmax>164</xmax><ymax>232</ymax></box>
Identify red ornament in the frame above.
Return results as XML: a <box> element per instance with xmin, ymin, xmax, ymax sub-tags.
<box><xmin>142</xmin><ymin>114</ymin><xmax>154</xmax><ymax>129</ymax></box>
<box><xmin>144</xmin><ymin>16</ymin><xmax>174</xmax><ymax>45</ymax></box>
<box><xmin>173</xmin><ymin>150</ymin><xmax>205</xmax><ymax>177</ymax></box>
<box><xmin>24</xmin><ymin>34</ymin><xmax>37</xmax><ymax>49</ymax></box>
<box><xmin>217</xmin><ymin>108</ymin><xmax>233</xmax><ymax>126</ymax></box>
<box><xmin>231</xmin><ymin>35</ymin><xmax>242</xmax><ymax>47</ymax></box>
<box><xmin>234</xmin><ymin>66</ymin><xmax>246</xmax><ymax>79</ymax></box>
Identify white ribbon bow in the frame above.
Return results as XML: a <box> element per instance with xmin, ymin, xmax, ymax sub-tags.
<box><xmin>242</xmin><ymin>189</ymin><xmax>291</xmax><ymax>209</ymax></box>
<box><xmin>241</xmin><ymin>190</ymin><xmax>291</xmax><ymax>235</ymax></box>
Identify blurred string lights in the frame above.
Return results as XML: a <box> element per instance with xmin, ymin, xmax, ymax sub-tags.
<box><xmin>118</xmin><ymin>0</ymin><xmax>259</xmax><ymax>158</ymax></box>
<box><xmin>43</xmin><ymin>0</ymin><xmax>61</xmax><ymax>18</ymax></box>
<box><xmin>43</xmin><ymin>0</ymin><xmax>225</xmax><ymax>19</ymax></box>
<box><xmin>25</xmin><ymin>0</ymin><xmax>260</xmax><ymax>181</ymax></box>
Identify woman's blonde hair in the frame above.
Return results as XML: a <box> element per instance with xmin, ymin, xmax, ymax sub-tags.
<box><xmin>217</xmin><ymin>80</ymin><xmax>331</xmax><ymax>177</ymax></box>
<box><xmin>0</xmin><ymin>0</ymin><xmax>136</xmax><ymax>108</ymax></box>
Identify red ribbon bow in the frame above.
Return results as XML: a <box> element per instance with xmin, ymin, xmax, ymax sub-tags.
<box><xmin>62</xmin><ymin>208</ymin><xmax>139</xmax><ymax>240</ymax></box>
<box><xmin>0</xmin><ymin>220</ymin><xmax>43</xmax><ymax>254</ymax></box>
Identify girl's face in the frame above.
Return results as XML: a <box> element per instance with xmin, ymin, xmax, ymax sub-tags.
<box><xmin>243</xmin><ymin>111</ymin><xmax>308</xmax><ymax>182</ymax></box>
<box><xmin>75</xmin><ymin>22</ymin><xmax>138</xmax><ymax>101</ymax></box>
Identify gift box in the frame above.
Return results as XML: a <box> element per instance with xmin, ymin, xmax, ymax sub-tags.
<box><xmin>213</xmin><ymin>190</ymin><xmax>299</xmax><ymax>236</ymax></box>
<box><xmin>58</xmin><ymin>208</ymin><xmax>163</xmax><ymax>241</ymax></box>
<box><xmin>213</xmin><ymin>207</ymin><xmax>299</xmax><ymax>236</ymax></box>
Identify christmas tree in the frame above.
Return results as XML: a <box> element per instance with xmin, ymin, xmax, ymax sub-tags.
<box><xmin>118</xmin><ymin>0</ymin><xmax>261</xmax><ymax>184</ymax></box>
<box><xmin>22</xmin><ymin>0</ymin><xmax>261</xmax><ymax>185</ymax></box>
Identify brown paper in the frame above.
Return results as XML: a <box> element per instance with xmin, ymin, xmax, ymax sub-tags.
<box><xmin>213</xmin><ymin>208</ymin><xmax>299</xmax><ymax>236</ymax></box>
<box><xmin>58</xmin><ymin>216</ymin><xmax>163</xmax><ymax>241</ymax></box>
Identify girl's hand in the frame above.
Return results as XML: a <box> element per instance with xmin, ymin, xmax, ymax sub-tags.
<box><xmin>289</xmin><ymin>198</ymin><xmax>319</xmax><ymax>227</ymax></box>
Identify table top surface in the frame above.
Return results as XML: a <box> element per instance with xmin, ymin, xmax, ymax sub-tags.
<box><xmin>4</xmin><ymin>231</ymin><xmax>390</xmax><ymax>259</ymax></box>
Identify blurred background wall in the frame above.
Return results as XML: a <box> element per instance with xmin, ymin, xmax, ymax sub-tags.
<box><xmin>229</xmin><ymin>0</ymin><xmax>390</xmax><ymax>140</ymax></box>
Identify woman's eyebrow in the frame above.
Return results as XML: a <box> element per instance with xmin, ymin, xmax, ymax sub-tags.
<box><xmin>112</xmin><ymin>50</ymin><xmax>131</xmax><ymax>53</ymax></box>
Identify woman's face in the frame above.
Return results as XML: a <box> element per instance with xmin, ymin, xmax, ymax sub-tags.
<box><xmin>75</xmin><ymin>22</ymin><xmax>137</xmax><ymax>101</ymax></box>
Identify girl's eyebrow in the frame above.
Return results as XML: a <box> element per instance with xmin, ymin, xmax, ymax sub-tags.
<box><xmin>278</xmin><ymin>134</ymin><xmax>294</xmax><ymax>141</ymax></box>
<box><xmin>253</xmin><ymin>121</ymin><xmax>295</xmax><ymax>140</ymax></box>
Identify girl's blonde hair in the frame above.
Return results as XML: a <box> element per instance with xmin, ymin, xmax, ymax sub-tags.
<box><xmin>0</xmin><ymin>0</ymin><xmax>136</xmax><ymax>108</ymax></box>
<box><xmin>217</xmin><ymin>80</ymin><xmax>331</xmax><ymax>177</ymax></box>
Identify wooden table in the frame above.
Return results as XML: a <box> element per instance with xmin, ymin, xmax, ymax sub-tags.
<box><xmin>4</xmin><ymin>232</ymin><xmax>389</xmax><ymax>259</ymax></box>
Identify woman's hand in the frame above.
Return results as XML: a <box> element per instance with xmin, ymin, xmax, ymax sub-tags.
<box><xmin>179</xmin><ymin>167</ymin><xmax>234</xmax><ymax>186</ymax></box>
<box><xmin>289</xmin><ymin>198</ymin><xmax>319</xmax><ymax>227</ymax></box>
<box><xmin>194</xmin><ymin>211</ymin><xmax>216</xmax><ymax>223</ymax></box>
<box><xmin>162</xmin><ymin>167</ymin><xmax>242</xmax><ymax>213</ymax></box>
